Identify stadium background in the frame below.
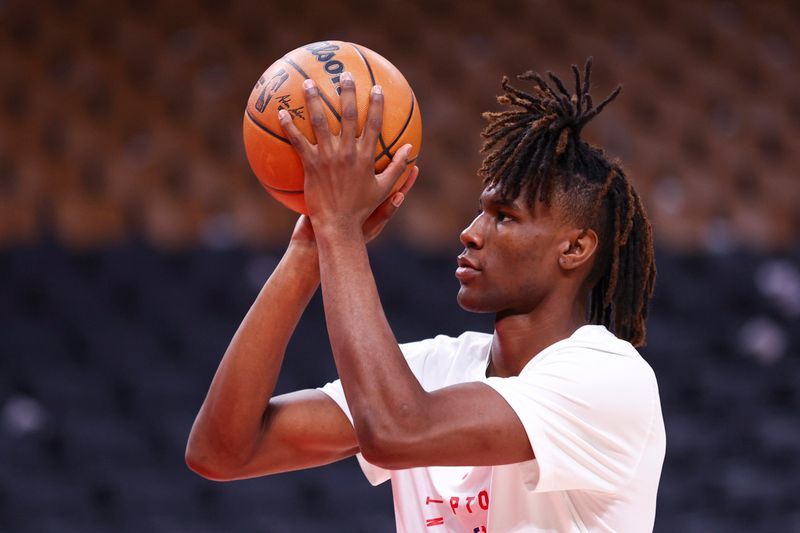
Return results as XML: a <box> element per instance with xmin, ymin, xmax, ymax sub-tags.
<box><xmin>1</xmin><ymin>0</ymin><xmax>799</xmax><ymax>531</ymax></box>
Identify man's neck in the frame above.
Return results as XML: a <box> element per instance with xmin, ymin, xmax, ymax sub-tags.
<box><xmin>488</xmin><ymin>302</ymin><xmax>587</xmax><ymax>378</ymax></box>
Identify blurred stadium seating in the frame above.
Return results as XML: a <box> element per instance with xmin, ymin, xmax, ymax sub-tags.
<box><xmin>1</xmin><ymin>0</ymin><xmax>799</xmax><ymax>250</ymax></box>
<box><xmin>1</xmin><ymin>0</ymin><xmax>799</xmax><ymax>531</ymax></box>
<box><xmin>1</xmin><ymin>243</ymin><xmax>799</xmax><ymax>532</ymax></box>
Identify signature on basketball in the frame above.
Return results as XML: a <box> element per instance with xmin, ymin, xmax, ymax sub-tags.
<box><xmin>254</xmin><ymin>68</ymin><xmax>288</xmax><ymax>113</ymax></box>
<box><xmin>253</xmin><ymin>70</ymin><xmax>304</xmax><ymax>119</ymax></box>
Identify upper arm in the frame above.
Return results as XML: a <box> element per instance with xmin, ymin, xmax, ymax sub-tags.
<box><xmin>485</xmin><ymin>357</ymin><xmax>662</xmax><ymax>492</ymax></box>
<box><xmin>365</xmin><ymin>354</ymin><xmax>660</xmax><ymax>493</ymax></box>
<box><xmin>360</xmin><ymin>381</ymin><xmax>534</xmax><ymax>469</ymax></box>
<box><xmin>221</xmin><ymin>389</ymin><xmax>359</xmax><ymax>480</ymax></box>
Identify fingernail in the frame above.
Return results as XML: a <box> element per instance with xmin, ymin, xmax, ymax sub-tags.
<box><xmin>342</xmin><ymin>71</ymin><xmax>353</xmax><ymax>83</ymax></box>
<box><xmin>392</xmin><ymin>193</ymin><xmax>405</xmax><ymax>207</ymax></box>
<box><xmin>303</xmin><ymin>79</ymin><xmax>315</xmax><ymax>90</ymax></box>
<box><xmin>278</xmin><ymin>109</ymin><xmax>288</xmax><ymax>120</ymax></box>
<box><xmin>372</xmin><ymin>85</ymin><xmax>382</xmax><ymax>95</ymax></box>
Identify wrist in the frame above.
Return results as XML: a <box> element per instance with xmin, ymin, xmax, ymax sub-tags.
<box><xmin>287</xmin><ymin>236</ymin><xmax>318</xmax><ymax>256</ymax></box>
<box><xmin>314</xmin><ymin>223</ymin><xmax>366</xmax><ymax>247</ymax></box>
<box><xmin>283</xmin><ymin>240</ymin><xmax>321</xmax><ymax>282</ymax></box>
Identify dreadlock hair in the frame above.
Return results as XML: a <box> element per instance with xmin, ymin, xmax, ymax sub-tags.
<box><xmin>479</xmin><ymin>58</ymin><xmax>656</xmax><ymax>347</ymax></box>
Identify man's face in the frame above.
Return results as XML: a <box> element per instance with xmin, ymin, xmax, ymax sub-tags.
<box><xmin>456</xmin><ymin>186</ymin><xmax>571</xmax><ymax>315</ymax></box>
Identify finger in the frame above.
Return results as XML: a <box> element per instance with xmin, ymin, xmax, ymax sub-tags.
<box><xmin>369</xmin><ymin>178</ymin><xmax>407</xmax><ymax>227</ymax></box>
<box><xmin>376</xmin><ymin>144</ymin><xmax>412</xmax><ymax>196</ymax></box>
<box><xmin>363</xmin><ymin>197</ymin><xmax>396</xmax><ymax>240</ymax></box>
<box><xmin>373</xmin><ymin>196</ymin><xmax>398</xmax><ymax>221</ymax></box>
<box><xmin>303</xmin><ymin>79</ymin><xmax>333</xmax><ymax>155</ymax></box>
<box><xmin>339</xmin><ymin>72</ymin><xmax>357</xmax><ymax>141</ymax></box>
<box><xmin>363</xmin><ymin>218</ymin><xmax>389</xmax><ymax>242</ymax></box>
<box><xmin>278</xmin><ymin>109</ymin><xmax>312</xmax><ymax>158</ymax></box>
<box><xmin>398</xmin><ymin>165</ymin><xmax>419</xmax><ymax>196</ymax></box>
<box><xmin>359</xmin><ymin>84</ymin><xmax>384</xmax><ymax>151</ymax></box>
<box><xmin>387</xmin><ymin>165</ymin><xmax>419</xmax><ymax>208</ymax></box>
<box><xmin>364</xmin><ymin>168</ymin><xmax>414</xmax><ymax>242</ymax></box>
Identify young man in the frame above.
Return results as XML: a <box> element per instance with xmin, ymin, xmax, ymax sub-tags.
<box><xmin>186</xmin><ymin>59</ymin><xmax>665</xmax><ymax>532</ymax></box>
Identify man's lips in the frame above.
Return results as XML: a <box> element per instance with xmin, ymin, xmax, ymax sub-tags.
<box><xmin>456</xmin><ymin>256</ymin><xmax>481</xmax><ymax>282</ymax></box>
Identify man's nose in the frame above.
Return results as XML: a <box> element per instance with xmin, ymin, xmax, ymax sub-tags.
<box><xmin>460</xmin><ymin>214</ymin><xmax>484</xmax><ymax>249</ymax></box>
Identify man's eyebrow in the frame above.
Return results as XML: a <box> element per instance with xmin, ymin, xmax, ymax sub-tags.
<box><xmin>480</xmin><ymin>193</ymin><xmax>519</xmax><ymax>209</ymax></box>
<box><xmin>495</xmin><ymin>197</ymin><xmax>518</xmax><ymax>207</ymax></box>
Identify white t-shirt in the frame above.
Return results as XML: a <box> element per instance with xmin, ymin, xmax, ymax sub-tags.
<box><xmin>319</xmin><ymin>325</ymin><xmax>666</xmax><ymax>532</ymax></box>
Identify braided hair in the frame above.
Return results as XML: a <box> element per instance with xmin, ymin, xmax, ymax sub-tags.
<box><xmin>479</xmin><ymin>58</ymin><xmax>656</xmax><ymax>347</ymax></box>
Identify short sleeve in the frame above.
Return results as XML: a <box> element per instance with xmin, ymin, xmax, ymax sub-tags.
<box><xmin>484</xmin><ymin>348</ymin><xmax>660</xmax><ymax>493</ymax></box>
<box><xmin>318</xmin><ymin>378</ymin><xmax>390</xmax><ymax>485</ymax></box>
<box><xmin>317</xmin><ymin>338</ymin><xmax>438</xmax><ymax>485</ymax></box>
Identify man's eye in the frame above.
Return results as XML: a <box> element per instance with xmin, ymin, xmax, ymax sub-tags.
<box><xmin>497</xmin><ymin>211</ymin><xmax>510</xmax><ymax>222</ymax></box>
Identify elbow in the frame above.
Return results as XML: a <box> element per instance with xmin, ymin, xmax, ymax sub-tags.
<box><xmin>357</xmin><ymin>436</ymin><xmax>394</xmax><ymax>470</ymax></box>
<box><xmin>356</xmin><ymin>418</ymin><xmax>421</xmax><ymax>470</ymax></box>
<box><xmin>184</xmin><ymin>438</ymin><xmax>246</xmax><ymax>482</ymax></box>
<box><xmin>185</xmin><ymin>446</ymin><xmax>235</xmax><ymax>482</ymax></box>
<box><xmin>185</xmin><ymin>453</ymin><xmax>221</xmax><ymax>480</ymax></box>
<box><xmin>185</xmin><ymin>415</ymin><xmax>263</xmax><ymax>482</ymax></box>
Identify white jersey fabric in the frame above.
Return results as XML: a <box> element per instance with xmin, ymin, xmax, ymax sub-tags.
<box><xmin>319</xmin><ymin>325</ymin><xmax>665</xmax><ymax>532</ymax></box>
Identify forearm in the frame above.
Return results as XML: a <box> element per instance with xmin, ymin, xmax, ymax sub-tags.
<box><xmin>187</xmin><ymin>241</ymin><xmax>319</xmax><ymax>471</ymax></box>
<box><xmin>316</xmin><ymin>229</ymin><xmax>427</xmax><ymax>444</ymax></box>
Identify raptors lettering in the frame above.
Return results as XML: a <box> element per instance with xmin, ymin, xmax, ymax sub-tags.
<box><xmin>423</xmin><ymin>489</ymin><xmax>489</xmax><ymax>529</ymax></box>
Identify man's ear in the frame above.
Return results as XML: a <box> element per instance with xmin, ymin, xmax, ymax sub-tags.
<box><xmin>557</xmin><ymin>228</ymin><xmax>599</xmax><ymax>271</ymax></box>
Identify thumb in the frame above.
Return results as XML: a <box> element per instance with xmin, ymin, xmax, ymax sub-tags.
<box><xmin>376</xmin><ymin>144</ymin><xmax>413</xmax><ymax>198</ymax></box>
<box><xmin>388</xmin><ymin>164</ymin><xmax>420</xmax><ymax>208</ymax></box>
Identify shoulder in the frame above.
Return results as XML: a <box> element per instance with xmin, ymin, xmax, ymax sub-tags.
<box><xmin>400</xmin><ymin>331</ymin><xmax>492</xmax><ymax>360</ymax></box>
<box><xmin>528</xmin><ymin>326</ymin><xmax>656</xmax><ymax>381</ymax></box>
<box><xmin>399</xmin><ymin>331</ymin><xmax>492</xmax><ymax>386</ymax></box>
<box><xmin>519</xmin><ymin>326</ymin><xmax>661</xmax><ymax>421</ymax></box>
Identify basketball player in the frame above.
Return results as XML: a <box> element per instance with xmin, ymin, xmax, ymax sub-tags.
<box><xmin>187</xmin><ymin>59</ymin><xmax>665</xmax><ymax>532</ymax></box>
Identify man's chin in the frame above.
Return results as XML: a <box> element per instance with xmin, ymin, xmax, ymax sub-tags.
<box><xmin>456</xmin><ymin>289</ymin><xmax>497</xmax><ymax>314</ymax></box>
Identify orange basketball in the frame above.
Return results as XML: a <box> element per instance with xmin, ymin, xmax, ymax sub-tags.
<box><xmin>243</xmin><ymin>40</ymin><xmax>422</xmax><ymax>214</ymax></box>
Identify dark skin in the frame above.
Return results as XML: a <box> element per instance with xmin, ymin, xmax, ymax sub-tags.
<box><xmin>460</xmin><ymin>191</ymin><xmax>599</xmax><ymax>378</ymax></box>
<box><xmin>185</xmin><ymin>72</ymin><xmax>600</xmax><ymax>480</ymax></box>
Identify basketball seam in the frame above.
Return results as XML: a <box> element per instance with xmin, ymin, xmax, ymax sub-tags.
<box><xmin>282</xmin><ymin>56</ymin><xmax>342</xmax><ymax>122</ymax></box>
<box><xmin>245</xmin><ymin>109</ymin><xmax>291</xmax><ymax>144</ymax></box>
<box><xmin>349</xmin><ymin>43</ymin><xmax>418</xmax><ymax>165</ymax></box>
<box><xmin>348</xmin><ymin>42</ymin><xmax>392</xmax><ymax>161</ymax></box>
<box><xmin>379</xmin><ymin>93</ymin><xmax>416</xmax><ymax>163</ymax></box>
<box><xmin>261</xmin><ymin>181</ymin><xmax>304</xmax><ymax>194</ymax></box>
